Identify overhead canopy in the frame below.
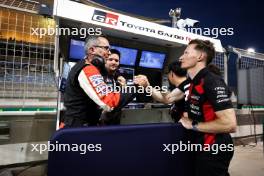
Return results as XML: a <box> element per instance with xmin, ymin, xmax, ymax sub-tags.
<box><xmin>53</xmin><ymin>0</ymin><xmax>224</xmax><ymax>52</ymax></box>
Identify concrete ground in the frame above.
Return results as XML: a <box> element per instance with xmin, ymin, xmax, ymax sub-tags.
<box><xmin>229</xmin><ymin>142</ymin><xmax>264</xmax><ymax>176</ymax></box>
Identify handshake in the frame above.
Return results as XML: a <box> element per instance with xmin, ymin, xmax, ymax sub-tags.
<box><xmin>133</xmin><ymin>75</ymin><xmax>150</xmax><ymax>88</ymax></box>
<box><xmin>116</xmin><ymin>75</ymin><xmax>150</xmax><ymax>87</ymax></box>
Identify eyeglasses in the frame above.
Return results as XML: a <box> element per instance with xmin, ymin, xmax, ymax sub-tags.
<box><xmin>94</xmin><ymin>45</ymin><xmax>110</xmax><ymax>51</ymax></box>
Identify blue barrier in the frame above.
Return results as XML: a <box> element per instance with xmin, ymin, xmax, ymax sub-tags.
<box><xmin>48</xmin><ymin>123</ymin><xmax>193</xmax><ymax>176</ymax></box>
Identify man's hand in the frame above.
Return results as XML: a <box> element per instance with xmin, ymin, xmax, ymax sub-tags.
<box><xmin>117</xmin><ymin>76</ymin><xmax>126</xmax><ymax>86</ymax></box>
<box><xmin>134</xmin><ymin>75</ymin><xmax>150</xmax><ymax>88</ymax></box>
<box><xmin>179</xmin><ymin>116</ymin><xmax>193</xmax><ymax>130</ymax></box>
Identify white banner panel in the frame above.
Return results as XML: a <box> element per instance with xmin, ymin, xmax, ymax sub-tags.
<box><xmin>53</xmin><ymin>0</ymin><xmax>223</xmax><ymax>52</ymax></box>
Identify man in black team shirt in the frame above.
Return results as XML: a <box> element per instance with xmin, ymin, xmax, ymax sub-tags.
<box><xmin>179</xmin><ymin>39</ymin><xmax>237</xmax><ymax>176</ymax></box>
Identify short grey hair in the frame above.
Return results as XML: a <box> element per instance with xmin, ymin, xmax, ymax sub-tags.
<box><xmin>84</xmin><ymin>36</ymin><xmax>100</xmax><ymax>55</ymax></box>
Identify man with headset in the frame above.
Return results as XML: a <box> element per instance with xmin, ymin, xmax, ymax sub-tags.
<box><xmin>63</xmin><ymin>36</ymin><xmax>134</xmax><ymax>127</ymax></box>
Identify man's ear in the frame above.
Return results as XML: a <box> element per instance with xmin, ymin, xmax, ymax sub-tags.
<box><xmin>197</xmin><ymin>52</ymin><xmax>204</xmax><ymax>62</ymax></box>
<box><xmin>89</xmin><ymin>47</ymin><xmax>95</xmax><ymax>54</ymax></box>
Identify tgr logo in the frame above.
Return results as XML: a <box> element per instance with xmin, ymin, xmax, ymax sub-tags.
<box><xmin>92</xmin><ymin>10</ymin><xmax>119</xmax><ymax>26</ymax></box>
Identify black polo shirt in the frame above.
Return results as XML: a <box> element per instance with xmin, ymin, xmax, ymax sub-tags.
<box><xmin>187</xmin><ymin>68</ymin><xmax>233</xmax><ymax>145</ymax></box>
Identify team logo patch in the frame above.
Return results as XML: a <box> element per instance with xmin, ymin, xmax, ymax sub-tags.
<box><xmin>92</xmin><ymin>10</ymin><xmax>119</xmax><ymax>26</ymax></box>
<box><xmin>89</xmin><ymin>75</ymin><xmax>104</xmax><ymax>87</ymax></box>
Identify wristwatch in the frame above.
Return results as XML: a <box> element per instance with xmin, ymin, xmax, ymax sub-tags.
<box><xmin>192</xmin><ymin>120</ymin><xmax>199</xmax><ymax>131</ymax></box>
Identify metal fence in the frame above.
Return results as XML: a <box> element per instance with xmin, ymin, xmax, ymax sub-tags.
<box><xmin>212</xmin><ymin>52</ymin><xmax>225</xmax><ymax>73</ymax></box>
<box><xmin>0</xmin><ymin>7</ymin><xmax>57</xmax><ymax>100</ymax></box>
<box><xmin>211</xmin><ymin>51</ymin><xmax>228</xmax><ymax>83</ymax></box>
<box><xmin>230</xmin><ymin>47</ymin><xmax>264</xmax><ymax>105</ymax></box>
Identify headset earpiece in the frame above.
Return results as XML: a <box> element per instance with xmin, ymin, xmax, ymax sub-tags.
<box><xmin>91</xmin><ymin>56</ymin><xmax>107</xmax><ymax>76</ymax></box>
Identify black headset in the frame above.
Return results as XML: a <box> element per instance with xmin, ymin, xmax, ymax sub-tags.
<box><xmin>90</xmin><ymin>54</ymin><xmax>108</xmax><ymax>76</ymax></box>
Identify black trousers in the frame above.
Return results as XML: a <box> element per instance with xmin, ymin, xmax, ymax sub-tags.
<box><xmin>194</xmin><ymin>149</ymin><xmax>234</xmax><ymax>176</ymax></box>
<box><xmin>184</xmin><ymin>131</ymin><xmax>234</xmax><ymax>176</ymax></box>
<box><xmin>194</xmin><ymin>133</ymin><xmax>234</xmax><ymax>176</ymax></box>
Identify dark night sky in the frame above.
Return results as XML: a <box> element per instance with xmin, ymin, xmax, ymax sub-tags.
<box><xmin>93</xmin><ymin>0</ymin><xmax>264</xmax><ymax>53</ymax></box>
